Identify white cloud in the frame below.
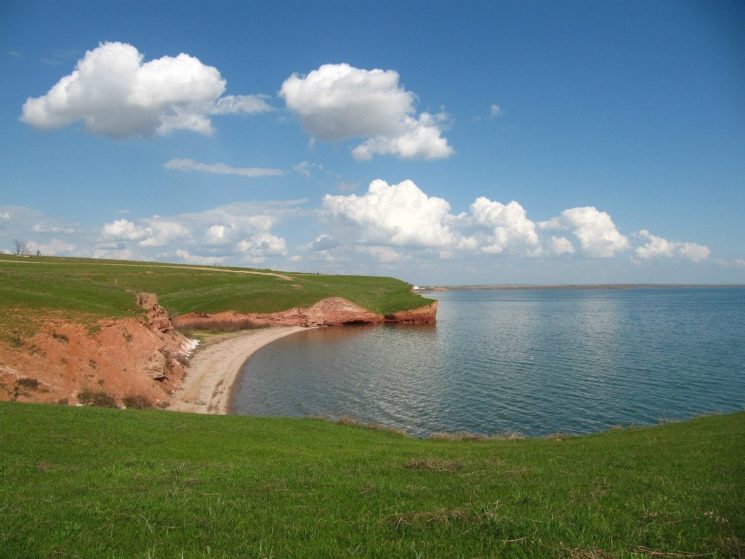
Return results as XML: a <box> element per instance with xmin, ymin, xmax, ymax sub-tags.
<box><xmin>101</xmin><ymin>218</ymin><xmax>189</xmax><ymax>247</ymax></box>
<box><xmin>20</xmin><ymin>42</ymin><xmax>269</xmax><ymax>138</ymax></box>
<box><xmin>470</xmin><ymin>197</ymin><xmax>540</xmax><ymax>255</ymax></box>
<box><xmin>236</xmin><ymin>233</ymin><xmax>287</xmax><ymax>263</ymax></box>
<box><xmin>212</xmin><ymin>95</ymin><xmax>273</xmax><ymax>115</ymax></box>
<box><xmin>293</xmin><ymin>161</ymin><xmax>324</xmax><ymax>177</ymax></box>
<box><xmin>307</xmin><ymin>234</ymin><xmax>340</xmax><ymax>252</ymax></box>
<box><xmin>204</xmin><ymin>224</ymin><xmax>230</xmax><ymax>244</ymax></box>
<box><xmin>93</xmin><ymin>246</ymin><xmax>134</xmax><ymax>260</ymax></box>
<box><xmin>547</xmin><ymin>236</ymin><xmax>575</xmax><ymax>255</ymax></box>
<box><xmin>324</xmin><ymin>179</ymin><xmax>457</xmax><ymax>248</ymax></box>
<box><xmin>164</xmin><ymin>158</ymin><xmax>283</xmax><ymax>178</ymax></box>
<box><xmin>26</xmin><ymin>239</ymin><xmax>76</xmax><ymax>256</ymax></box>
<box><xmin>635</xmin><ymin>230</ymin><xmax>710</xmax><ymax>262</ymax></box>
<box><xmin>280</xmin><ymin>63</ymin><xmax>453</xmax><ymax>160</ymax></box>
<box><xmin>138</xmin><ymin>220</ymin><xmax>190</xmax><ymax>247</ymax></box>
<box><xmin>101</xmin><ymin>219</ymin><xmax>148</xmax><ymax>241</ymax></box>
<box><xmin>356</xmin><ymin>245</ymin><xmax>407</xmax><ymax>263</ymax></box>
<box><xmin>175</xmin><ymin>249</ymin><xmax>226</xmax><ymax>266</ymax></box>
<box><xmin>490</xmin><ymin>104</ymin><xmax>503</xmax><ymax>118</ymax></box>
<box><xmin>351</xmin><ymin>112</ymin><xmax>453</xmax><ymax>161</ymax></box>
<box><xmin>94</xmin><ymin>201</ymin><xmax>305</xmax><ymax>263</ymax></box>
<box><xmin>0</xmin><ymin>212</ymin><xmax>10</xmax><ymax>220</ymax></box>
<box><xmin>558</xmin><ymin>207</ymin><xmax>630</xmax><ymax>258</ymax></box>
<box><xmin>32</xmin><ymin>222</ymin><xmax>76</xmax><ymax>234</ymax></box>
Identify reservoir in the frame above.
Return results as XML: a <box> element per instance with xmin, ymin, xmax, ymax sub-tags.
<box><xmin>232</xmin><ymin>287</ymin><xmax>745</xmax><ymax>437</ymax></box>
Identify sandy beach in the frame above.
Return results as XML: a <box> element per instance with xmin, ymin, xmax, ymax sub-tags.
<box><xmin>170</xmin><ymin>326</ymin><xmax>307</xmax><ymax>414</ymax></box>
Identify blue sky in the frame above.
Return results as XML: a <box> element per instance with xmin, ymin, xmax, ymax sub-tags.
<box><xmin>1</xmin><ymin>0</ymin><xmax>744</xmax><ymax>284</ymax></box>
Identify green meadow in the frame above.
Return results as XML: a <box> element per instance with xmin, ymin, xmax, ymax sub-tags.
<box><xmin>0</xmin><ymin>255</ymin><xmax>429</xmax><ymax>340</ymax></box>
<box><xmin>1</xmin><ymin>402</ymin><xmax>743</xmax><ymax>558</ymax></box>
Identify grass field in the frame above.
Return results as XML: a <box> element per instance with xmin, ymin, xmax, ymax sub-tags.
<box><xmin>1</xmin><ymin>401</ymin><xmax>743</xmax><ymax>558</ymax></box>
<box><xmin>0</xmin><ymin>255</ymin><xmax>430</xmax><ymax>340</ymax></box>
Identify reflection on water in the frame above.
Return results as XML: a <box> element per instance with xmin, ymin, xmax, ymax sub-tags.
<box><xmin>231</xmin><ymin>288</ymin><xmax>745</xmax><ymax>437</ymax></box>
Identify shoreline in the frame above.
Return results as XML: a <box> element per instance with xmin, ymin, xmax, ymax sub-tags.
<box><xmin>169</xmin><ymin>326</ymin><xmax>307</xmax><ymax>415</ymax></box>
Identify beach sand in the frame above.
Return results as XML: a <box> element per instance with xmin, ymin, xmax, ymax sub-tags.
<box><xmin>170</xmin><ymin>326</ymin><xmax>307</xmax><ymax>414</ymax></box>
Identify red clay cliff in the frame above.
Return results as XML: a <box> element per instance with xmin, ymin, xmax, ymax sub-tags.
<box><xmin>172</xmin><ymin>297</ymin><xmax>438</xmax><ymax>330</ymax></box>
<box><xmin>0</xmin><ymin>295</ymin><xmax>436</xmax><ymax>407</ymax></box>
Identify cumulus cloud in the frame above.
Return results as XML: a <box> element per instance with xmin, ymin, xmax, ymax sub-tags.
<box><xmin>164</xmin><ymin>158</ymin><xmax>283</xmax><ymax>178</ymax></box>
<box><xmin>101</xmin><ymin>219</ymin><xmax>148</xmax><ymax>241</ymax></box>
<box><xmin>175</xmin><ymin>249</ymin><xmax>226</xmax><ymax>266</ymax></box>
<box><xmin>212</xmin><ymin>95</ymin><xmax>272</xmax><ymax>115</ymax></box>
<box><xmin>308</xmin><ymin>234</ymin><xmax>340</xmax><ymax>252</ymax></box>
<box><xmin>324</xmin><ymin>179</ymin><xmax>457</xmax><ymax>248</ymax></box>
<box><xmin>26</xmin><ymin>239</ymin><xmax>76</xmax><ymax>256</ymax></box>
<box><xmin>556</xmin><ymin>207</ymin><xmax>630</xmax><ymax>258</ymax></box>
<box><xmin>101</xmin><ymin>218</ymin><xmax>189</xmax><ymax>247</ymax></box>
<box><xmin>32</xmin><ymin>222</ymin><xmax>76</xmax><ymax>234</ymax></box>
<box><xmin>93</xmin><ymin>201</ymin><xmax>308</xmax><ymax>264</ymax></box>
<box><xmin>547</xmin><ymin>236</ymin><xmax>575</xmax><ymax>255</ymax></box>
<box><xmin>490</xmin><ymin>104</ymin><xmax>503</xmax><ymax>118</ymax></box>
<box><xmin>635</xmin><ymin>230</ymin><xmax>710</xmax><ymax>262</ymax></box>
<box><xmin>20</xmin><ymin>42</ymin><xmax>270</xmax><ymax>138</ymax></box>
<box><xmin>236</xmin><ymin>233</ymin><xmax>287</xmax><ymax>263</ymax></box>
<box><xmin>280</xmin><ymin>63</ymin><xmax>453</xmax><ymax>160</ymax></box>
<box><xmin>356</xmin><ymin>245</ymin><xmax>407</xmax><ymax>264</ymax></box>
<box><xmin>470</xmin><ymin>197</ymin><xmax>540</xmax><ymax>255</ymax></box>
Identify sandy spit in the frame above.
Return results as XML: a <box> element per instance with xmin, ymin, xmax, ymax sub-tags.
<box><xmin>169</xmin><ymin>326</ymin><xmax>307</xmax><ymax>415</ymax></box>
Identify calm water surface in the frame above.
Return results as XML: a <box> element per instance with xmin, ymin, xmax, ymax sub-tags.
<box><xmin>232</xmin><ymin>288</ymin><xmax>745</xmax><ymax>436</ymax></box>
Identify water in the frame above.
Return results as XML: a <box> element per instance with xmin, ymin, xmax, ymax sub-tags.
<box><xmin>232</xmin><ymin>288</ymin><xmax>745</xmax><ymax>437</ymax></box>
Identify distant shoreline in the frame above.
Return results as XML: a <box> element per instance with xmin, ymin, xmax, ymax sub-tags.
<box><xmin>416</xmin><ymin>283</ymin><xmax>745</xmax><ymax>292</ymax></box>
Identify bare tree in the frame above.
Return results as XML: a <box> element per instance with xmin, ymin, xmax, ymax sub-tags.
<box><xmin>13</xmin><ymin>239</ymin><xmax>28</xmax><ymax>256</ymax></box>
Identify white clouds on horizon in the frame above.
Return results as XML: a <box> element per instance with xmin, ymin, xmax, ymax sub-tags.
<box><xmin>280</xmin><ymin>63</ymin><xmax>453</xmax><ymax>160</ymax></box>
<box><xmin>551</xmin><ymin>207</ymin><xmax>630</xmax><ymax>258</ymax></box>
<box><xmin>635</xmin><ymin>229</ymin><xmax>710</xmax><ymax>262</ymax></box>
<box><xmin>0</xmin><ymin>189</ymin><xmax>715</xmax><ymax>273</ymax></box>
<box><xmin>319</xmin><ymin>179</ymin><xmax>698</xmax><ymax>266</ymax></box>
<box><xmin>324</xmin><ymin>179</ymin><xmax>458</xmax><ymax>248</ymax></box>
<box><xmin>20</xmin><ymin>42</ymin><xmax>272</xmax><ymax>138</ymax></box>
<box><xmin>164</xmin><ymin>158</ymin><xmax>284</xmax><ymax>178</ymax></box>
<box><xmin>94</xmin><ymin>201</ymin><xmax>306</xmax><ymax>264</ymax></box>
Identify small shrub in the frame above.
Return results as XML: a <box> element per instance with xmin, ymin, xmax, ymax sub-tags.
<box><xmin>52</xmin><ymin>332</ymin><xmax>69</xmax><ymax>344</ymax></box>
<box><xmin>17</xmin><ymin>377</ymin><xmax>40</xmax><ymax>390</ymax></box>
<box><xmin>122</xmin><ymin>394</ymin><xmax>152</xmax><ymax>409</ymax></box>
<box><xmin>77</xmin><ymin>390</ymin><xmax>117</xmax><ymax>408</ymax></box>
<box><xmin>57</xmin><ymin>398</ymin><xmax>68</xmax><ymax>406</ymax></box>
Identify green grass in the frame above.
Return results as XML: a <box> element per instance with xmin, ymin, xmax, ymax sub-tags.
<box><xmin>0</xmin><ymin>255</ymin><xmax>430</xmax><ymax>339</ymax></box>
<box><xmin>1</xmin><ymin>402</ymin><xmax>743</xmax><ymax>558</ymax></box>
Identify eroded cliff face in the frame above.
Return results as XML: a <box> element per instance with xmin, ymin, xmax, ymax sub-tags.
<box><xmin>172</xmin><ymin>297</ymin><xmax>438</xmax><ymax>330</ymax></box>
<box><xmin>0</xmin><ymin>295</ymin><xmax>436</xmax><ymax>407</ymax></box>
<box><xmin>0</xmin><ymin>293</ymin><xmax>194</xmax><ymax>407</ymax></box>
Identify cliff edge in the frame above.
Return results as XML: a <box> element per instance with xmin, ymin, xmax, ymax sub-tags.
<box><xmin>172</xmin><ymin>297</ymin><xmax>438</xmax><ymax>330</ymax></box>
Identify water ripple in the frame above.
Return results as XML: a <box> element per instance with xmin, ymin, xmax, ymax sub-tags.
<box><xmin>232</xmin><ymin>288</ymin><xmax>745</xmax><ymax>437</ymax></box>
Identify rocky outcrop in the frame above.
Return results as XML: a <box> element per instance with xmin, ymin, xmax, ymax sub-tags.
<box><xmin>0</xmin><ymin>293</ymin><xmax>195</xmax><ymax>407</ymax></box>
<box><xmin>172</xmin><ymin>297</ymin><xmax>438</xmax><ymax>330</ymax></box>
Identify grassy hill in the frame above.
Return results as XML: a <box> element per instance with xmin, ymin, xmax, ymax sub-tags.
<box><xmin>0</xmin><ymin>255</ymin><xmax>430</xmax><ymax>341</ymax></box>
<box><xmin>1</xmin><ymin>401</ymin><xmax>743</xmax><ymax>557</ymax></box>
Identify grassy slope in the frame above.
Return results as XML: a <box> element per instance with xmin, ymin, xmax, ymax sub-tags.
<box><xmin>0</xmin><ymin>256</ymin><xmax>430</xmax><ymax>339</ymax></box>
<box><xmin>1</xmin><ymin>402</ymin><xmax>743</xmax><ymax>558</ymax></box>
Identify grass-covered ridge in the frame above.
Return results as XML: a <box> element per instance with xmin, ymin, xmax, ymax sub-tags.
<box><xmin>0</xmin><ymin>255</ymin><xmax>430</xmax><ymax>338</ymax></box>
<box><xmin>1</xmin><ymin>401</ymin><xmax>743</xmax><ymax>557</ymax></box>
